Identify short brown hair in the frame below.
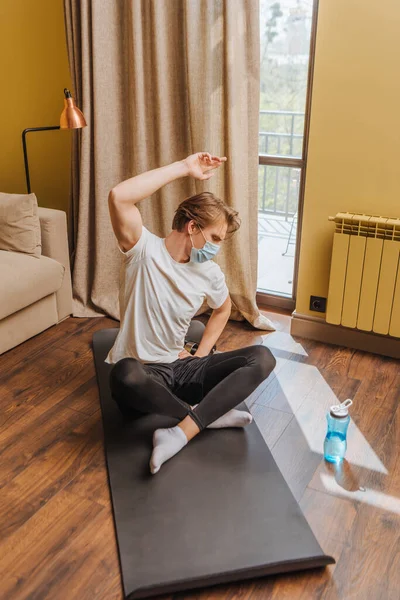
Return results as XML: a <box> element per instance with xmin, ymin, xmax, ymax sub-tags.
<box><xmin>172</xmin><ymin>191</ymin><xmax>241</xmax><ymax>239</ymax></box>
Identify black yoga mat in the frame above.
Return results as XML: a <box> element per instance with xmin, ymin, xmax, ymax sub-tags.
<box><xmin>92</xmin><ymin>328</ymin><xmax>334</xmax><ymax>600</ymax></box>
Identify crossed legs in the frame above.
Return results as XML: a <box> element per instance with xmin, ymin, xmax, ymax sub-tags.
<box><xmin>110</xmin><ymin>344</ymin><xmax>276</xmax><ymax>473</ymax></box>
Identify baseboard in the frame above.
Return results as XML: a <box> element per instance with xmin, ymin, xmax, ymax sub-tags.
<box><xmin>290</xmin><ymin>310</ymin><xmax>400</xmax><ymax>360</ymax></box>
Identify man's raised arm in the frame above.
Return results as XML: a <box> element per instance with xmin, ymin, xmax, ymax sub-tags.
<box><xmin>109</xmin><ymin>160</ymin><xmax>189</xmax><ymax>207</ymax></box>
<box><xmin>109</xmin><ymin>152</ymin><xmax>226</xmax><ymax>206</ymax></box>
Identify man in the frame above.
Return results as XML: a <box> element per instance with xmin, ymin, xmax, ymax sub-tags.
<box><xmin>107</xmin><ymin>152</ymin><xmax>276</xmax><ymax>474</ymax></box>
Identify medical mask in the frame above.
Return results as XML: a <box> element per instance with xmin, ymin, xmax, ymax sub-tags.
<box><xmin>189</xmin><ymin>226</ymin><xmax>220</xmax><ymax>263</ymax></box>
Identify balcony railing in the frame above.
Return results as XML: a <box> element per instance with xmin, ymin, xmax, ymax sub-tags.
<box><xmin>258</xmin><ymin>110</ymin><xmax>304</xmax><ymax>221</ymax></box>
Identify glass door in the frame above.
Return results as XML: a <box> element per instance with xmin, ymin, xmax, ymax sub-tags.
<box><xmin>257</xmin><ymin>0</ymin><xmax>318</xmax><ymax>310</ymax></box>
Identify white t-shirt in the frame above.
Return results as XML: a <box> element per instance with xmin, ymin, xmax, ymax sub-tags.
<box><xmin>104</xmin><ymin>226</ymin><xmax>229</xmax><ymax>365</ymax></box>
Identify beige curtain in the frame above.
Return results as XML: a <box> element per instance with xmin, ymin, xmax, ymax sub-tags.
<box><xmin>63</xmin><ymin>0</ymin><xmax>276</xmax><ymax>331</ymax></box>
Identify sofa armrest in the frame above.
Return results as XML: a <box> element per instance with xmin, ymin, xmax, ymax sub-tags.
<box><xmin>38</xmin><ymin>207</ymin><xmax>69</xmax><ymax>264</ymax></box>
<box><xmin>38</xmin><ymin>207</ymin><xmax>73</xmax><ymax>321</ymax></box>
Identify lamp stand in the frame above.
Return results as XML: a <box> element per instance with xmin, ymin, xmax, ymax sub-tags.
<box><xmin>22</xmin><ymin>126</ymin><xmax>60</xmax><ymax>194</ymax></box>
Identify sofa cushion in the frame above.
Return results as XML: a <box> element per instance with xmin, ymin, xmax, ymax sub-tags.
<box><xmin>0</xmin><ymin>250</ymin><xmax>65</xmax><ymax>320</ymax></box>
<box><xmin>0</xmin><ymin>192</ymin><xmax>41</xmax><ymax>258</ymax></box>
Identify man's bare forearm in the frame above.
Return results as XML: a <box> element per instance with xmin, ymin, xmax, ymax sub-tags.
<box><xmin>110</xmin><ymin>159</ymin><xmax>189</xmax><ymax>206</ymax></box>
<box><xmin>194</xmin><ymin>309</ymin><xmax>230</xmax><ymax>357</ymax></box>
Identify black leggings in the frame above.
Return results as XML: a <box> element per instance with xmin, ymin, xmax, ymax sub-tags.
<box><xmin>109</xmin><ymin>345</ymin><xmax>276</xmax><ymax>431</ymax></box>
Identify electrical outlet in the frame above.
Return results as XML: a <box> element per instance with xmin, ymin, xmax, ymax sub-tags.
<box><xmin>309</xmin><ymin>295</ymin><xmax>327</xmax><ymax>313</ymax></box>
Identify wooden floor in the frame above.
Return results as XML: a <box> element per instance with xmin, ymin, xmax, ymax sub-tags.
<box><xmin>0</xmin><ymin>309</ymin><xmax>399</xmax><ymax>600</ymax></box>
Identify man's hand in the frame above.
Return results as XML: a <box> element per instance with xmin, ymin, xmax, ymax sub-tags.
<box><xmin>178</xmin><ymin>348</ymin><xmax>200</xmax><ymax>359</ymax></box>
<box><xmin>183</xmin><ymin>152</ymin><xmax>227</xmax><ymax>181</ymax></box>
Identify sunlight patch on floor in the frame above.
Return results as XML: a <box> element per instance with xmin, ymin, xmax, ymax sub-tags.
<box><xmin>319</xmin><ymin>473</ymin><xmax>398</xmax><ymax>514</ymax></box>
<box><xmin>260</xmin><ymin>331</ymin><xmax>309</xmax><ymax>357</ymax></box>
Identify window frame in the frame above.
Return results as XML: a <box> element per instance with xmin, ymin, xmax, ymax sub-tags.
<box><xmin>257</xmin><ymin>0</ymin><xmax>320</xmax><ymax>313</ymax></box>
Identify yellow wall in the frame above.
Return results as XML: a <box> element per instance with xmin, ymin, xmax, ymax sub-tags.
<box><xmin>296</xmin><ymin>0</ymin><xmax>400</xmax><ymax>317</ymax></box>
<box><xmin>0</xmin><ymin>0</ymin><xmax>72</xmax><ymax>211</ymax></box>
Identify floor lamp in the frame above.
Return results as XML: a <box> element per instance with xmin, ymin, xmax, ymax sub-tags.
<box><xmin>22</xmin><ymin>88</ymin><xmax>87</xmax><ymax>194</ymax></box>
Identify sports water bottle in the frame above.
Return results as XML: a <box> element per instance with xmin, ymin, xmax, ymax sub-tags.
<box><xmin>323</xmin><ymin>398</ymin><xmax>353</xmax><ymax>463</ymax></box>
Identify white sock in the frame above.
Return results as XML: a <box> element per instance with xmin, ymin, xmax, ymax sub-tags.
<box><xmin>192</xmin><ymin>404</ymin><xmax>253</xmax><ymax>429</ymax></box>
<box><xmin>150</xmin><ymin>425</ymin><xmax>188</xmax><ymax>474</ymax></box>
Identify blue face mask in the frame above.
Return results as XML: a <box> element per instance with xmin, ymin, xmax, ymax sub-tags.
<box><xmin>190</xmin><ymin>226</ymin><xmax>220</xmax><ymax>263</ymax></box>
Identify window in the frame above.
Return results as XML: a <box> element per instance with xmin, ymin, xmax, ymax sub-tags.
<box><xmin>258</xmin><ymin>0</ymin><xmax>316</xmax><ymax>307</ymax></box>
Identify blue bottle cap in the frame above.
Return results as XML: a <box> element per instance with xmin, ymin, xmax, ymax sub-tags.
<box><xmin>330</xmin><ymin>398</ymin><xmax>353</xmax><ymax>418</ymax></box>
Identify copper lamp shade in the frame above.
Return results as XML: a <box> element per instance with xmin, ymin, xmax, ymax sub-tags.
<box><xmin>60</xmin><ymin>88</ymin><xmax>87</xmax><ymax>129</ymax></box>
<box><xmin>22</xmin><ymin>88</ymin><xmax>87</xmax><ymax>193</ymax></box>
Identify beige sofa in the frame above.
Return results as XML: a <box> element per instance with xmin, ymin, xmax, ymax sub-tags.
<box><xmin>0</xmin><ymin>207</ymin><xmax>73</xmax><ymax>355</ymax></box>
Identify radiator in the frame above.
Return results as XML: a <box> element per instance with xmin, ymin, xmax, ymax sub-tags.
<box><xmin>326</xmin><ymin>212</ymin><xmax>400</xmax><ymax>338</ymax></box>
